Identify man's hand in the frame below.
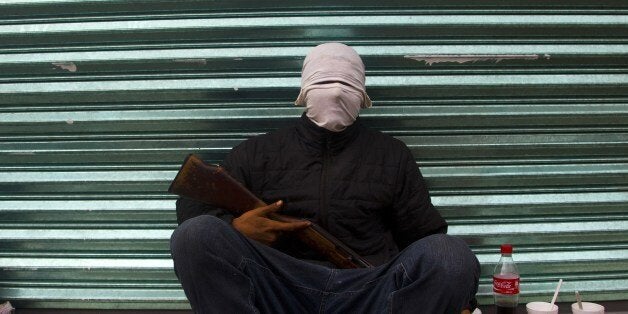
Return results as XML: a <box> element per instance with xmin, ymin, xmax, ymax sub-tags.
<box><xmin>232</xmin><ymin>200</ymin><xmax>311</xmax><ymax>245</ymax></box>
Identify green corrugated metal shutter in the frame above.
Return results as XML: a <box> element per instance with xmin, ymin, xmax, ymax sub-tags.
<box><xmin>1</xmin><ymin>0</ymin><xmax>627</xmax><ymax>310</ymax></box>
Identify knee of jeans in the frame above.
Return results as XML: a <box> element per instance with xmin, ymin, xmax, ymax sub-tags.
<box><xmin>403</xmin><ymin>234</ymin><xmax>480</xmax><ymax>283</ymax></box>
<box><xmin>170</xmin><ymin>215</ymin><xmax>232</xmax><ymax>257</ymax></box>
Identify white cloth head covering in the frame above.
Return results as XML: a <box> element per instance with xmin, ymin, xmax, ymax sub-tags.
<box><xmin>295</xmin><ymin>42</ymin><xmax>372</xmax><ymax>108</ymax></box>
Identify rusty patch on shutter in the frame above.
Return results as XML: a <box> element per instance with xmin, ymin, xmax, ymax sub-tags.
<box><xmin>404</xmin><ymin>54</ymin><xmax>550</xmax><ymax>66</ymax></box>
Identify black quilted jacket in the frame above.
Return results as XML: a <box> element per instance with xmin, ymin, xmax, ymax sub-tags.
<box><xmin>176</xmin><ymin>114</ymin><xmax>447</xmax><ymax>266</ymax></box>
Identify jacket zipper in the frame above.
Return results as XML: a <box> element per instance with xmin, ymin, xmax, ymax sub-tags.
<box><xmin>319</xmin><ymin>139</ymin><xmax>331</xmax><ymax>229</ymax></box>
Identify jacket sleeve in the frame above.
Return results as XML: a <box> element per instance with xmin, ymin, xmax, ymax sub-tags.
<box><xmin>390</xmin><ymin>145</ymin><xmax>448</xmax><ymax>249</ymax></box>
<box><xmin>175</xmin><ymin>142</ymin><xmax>251</xmax><ymax>225</ymax></box>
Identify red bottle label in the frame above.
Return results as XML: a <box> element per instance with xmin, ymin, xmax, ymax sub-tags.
<box><xmin>493</xmin><ymin>275</ymin><xmax>520</xmax><ymax>294</ymax></box>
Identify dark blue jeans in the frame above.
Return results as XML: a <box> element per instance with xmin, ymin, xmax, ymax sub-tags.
<box><xmin>170</xmin><ymin>215</ymin><xmax>480</xmax><ymax>314</ymax></box>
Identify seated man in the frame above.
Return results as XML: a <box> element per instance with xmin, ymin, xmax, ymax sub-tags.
<box><xmin>170</xmin><ymin>42</ymin><xmax>480</xmax><ymax>313</ymax></box>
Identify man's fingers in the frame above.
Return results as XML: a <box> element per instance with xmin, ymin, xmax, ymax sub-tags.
<box><xmin>251</xmin><ymin>201</ymin><xmax>283</xmax><ymax>216</ymax></box>
<box><xmin>267</xmin><ymin>219</ymin><xmax>312</xmax><ymax>232</ymax></box>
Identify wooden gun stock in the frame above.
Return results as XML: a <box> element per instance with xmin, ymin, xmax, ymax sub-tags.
<box><xmin>168</xmin><ymin>154</ymin><xmax>372</xmax><ymax>269</ymax></box>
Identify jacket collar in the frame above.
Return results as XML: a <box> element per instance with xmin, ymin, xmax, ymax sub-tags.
<box><xmin>295</xmin><ymin>112</ymin><xmax>361</xmax><ymax>155</ymax></box>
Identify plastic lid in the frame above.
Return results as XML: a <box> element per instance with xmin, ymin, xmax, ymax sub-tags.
<box><xmin>501</xmin><ymin>244</ymin><xmax>513</xmax><ymax>254</ymax></box>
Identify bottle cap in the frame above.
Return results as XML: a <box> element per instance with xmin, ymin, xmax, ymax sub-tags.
<box><xmin>501</xmin><ymin>243</ymin><xmax>513</xmax><ymax>254</ymax></box>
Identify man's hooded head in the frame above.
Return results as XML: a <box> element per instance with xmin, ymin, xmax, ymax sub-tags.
<box><xmin>295</xmin><ymin>43</ymin><xmax>372</xmax><ymax>132</ymax></box>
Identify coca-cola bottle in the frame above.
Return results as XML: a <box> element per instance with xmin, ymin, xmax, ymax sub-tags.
<box><xmin>493</xmin><ymin>244</ymin><xmax>520</xmax><ymax>314</ymax></box>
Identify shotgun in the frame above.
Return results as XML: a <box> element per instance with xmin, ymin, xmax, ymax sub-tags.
<box><xmin>168</xmin><ymin>154</ymin><xmax>373</xmax><ymax>269</ymax></box>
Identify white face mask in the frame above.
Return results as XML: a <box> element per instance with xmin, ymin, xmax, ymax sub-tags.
<box><xmin>305</xmin><ymin>83</ymin><xmax>363</xmax><ymax>132</ymax></box>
